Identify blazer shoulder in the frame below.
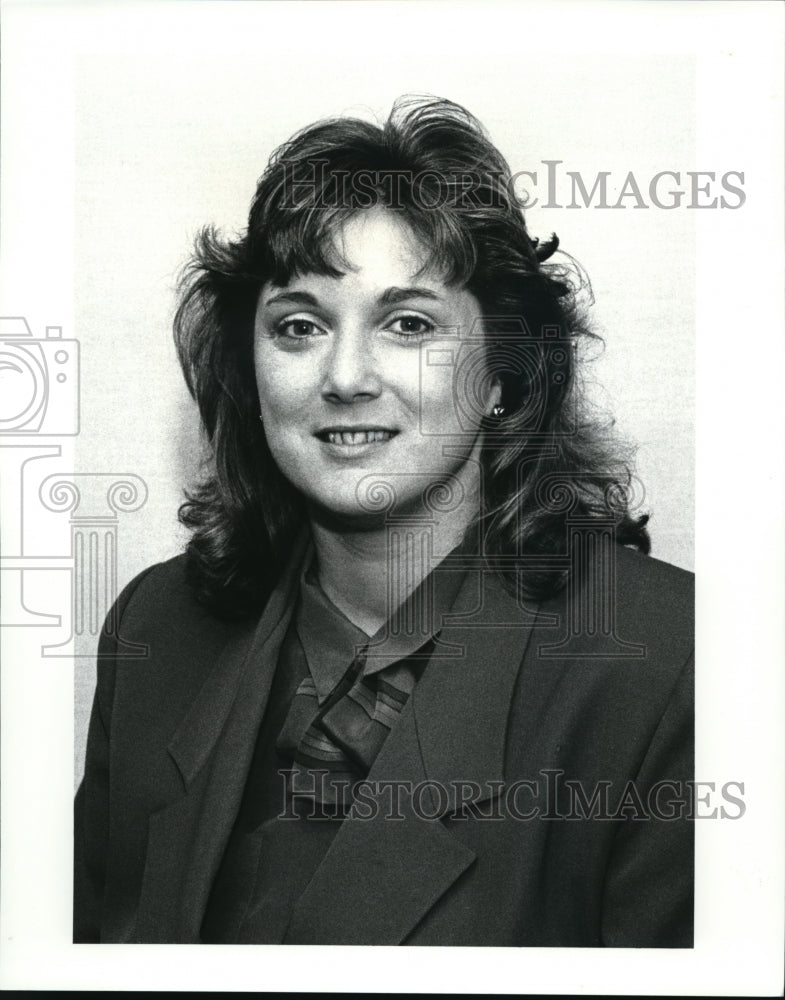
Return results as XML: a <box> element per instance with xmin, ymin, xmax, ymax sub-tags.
<box><xmin>118</xmin><ymin>551</ymin><xmax>188</xmax><ymax>611</ymax></box>
<box><xmin>615</xmin><ymin>545</ymin><xmax>693</xmax><ymax>592</ymax></box>
<box><xmin>532</xmin><ymin>544</ymin><xmax>693</xmax><ymax>675</ymax></box>
<box><xmin>113</xmin><ymin>554</ymin><xmax>184</xmax><ymax>612</ymax></box>
<box><xmin>102</xmin><ymin>554</ymin><xmax>258</xmax><ymax>725</ymax></box>
<box><xmin>614</xmin><ymin>546</ymin><xmax>694</xmax><ymax>638</ymax></box>
<box><xmin>108</xmin><ymin>553</ymin><xmax>244</xmax><ymax>660</ymax></box>
<box><xmin>597</xmin><ymin>546</ymin><xmax>694</xmax><ymax>677</ymax></box>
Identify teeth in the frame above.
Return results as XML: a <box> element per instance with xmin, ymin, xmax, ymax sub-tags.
<box><xmin>326</xmin><ymin>430</ymin><xmax>393</xmax><ymax>445</ymax></box>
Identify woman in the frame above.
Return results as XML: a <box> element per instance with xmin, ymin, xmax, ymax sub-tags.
<box><xmin>74</xmin><ymin>97</ymin><xmax>694</xmax><ymax>946</ymax></box>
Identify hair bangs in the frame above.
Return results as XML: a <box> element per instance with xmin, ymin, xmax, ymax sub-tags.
<box><xmin>260</xmin><ymin>207</ymin><xmax>350</xmax><ymax>287</ymax></box>
<box><xmin>255</xmin><ymin>193</ymin><xmax>479</xmax><ymax>292</ymax></box>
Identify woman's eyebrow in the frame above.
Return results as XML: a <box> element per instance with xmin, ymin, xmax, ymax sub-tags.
<box><xmin>378</xmin><ymin>286</ymin><xmax>442</xmax><ymax>305</ymax></box>
<box><xmin>263</xmin><ymin>286</ymin><xmax>444</xmax><ymax>309</ymax></box>
<box><xmin>263</xmin><ymin>290</ymin><xmax>319</xmax><ymax>308</ymax></box>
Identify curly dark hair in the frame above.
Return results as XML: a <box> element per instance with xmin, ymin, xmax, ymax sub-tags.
<box><xmin>174</xmin><ymin>95</ymin><xmax>650</xmax><ymax>619</ymax></box>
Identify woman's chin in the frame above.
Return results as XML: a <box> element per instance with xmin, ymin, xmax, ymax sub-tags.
<box><xmin>305</xmin><ymin>491</ymin><xmax>433</xmax><ymax>532</ymax></box>
<box><xmin>307</xmin><ymin>500</ymin><xmax>391</xmax><ymax>532</ymax></box>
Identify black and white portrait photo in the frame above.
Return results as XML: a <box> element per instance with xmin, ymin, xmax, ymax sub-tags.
<box><xmin>0</xmin><ymin>1</ymin><xmax>782</xmax><ymax>994</ymax></box>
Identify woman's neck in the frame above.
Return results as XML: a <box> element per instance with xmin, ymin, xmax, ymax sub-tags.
<box><xmin>308</xmin><ymin>493</ymin><xmax>478</xmax><ymax>636</ymax></box>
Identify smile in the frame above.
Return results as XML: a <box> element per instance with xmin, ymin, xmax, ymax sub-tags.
<box><xmin>317</xmin><ymin>429</ymin><xmax>398</xmax><ymax>446</ymax></box>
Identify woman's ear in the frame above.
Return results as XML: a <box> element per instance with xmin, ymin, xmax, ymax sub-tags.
<box><xmin>486</xmin><ymin>376</ymin><xmax>503</xmax><ymax>416</ymax></box>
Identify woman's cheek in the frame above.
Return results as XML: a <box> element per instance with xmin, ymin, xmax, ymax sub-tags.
<box><xmin>416</xmin><ymin>367</ymin><xmax>462</xmax><ymax>435</ymax></box>
<box><xmin>256</xmin><ymin>355</ymin><xmax>308</xmax><ymax>414</ymax></box>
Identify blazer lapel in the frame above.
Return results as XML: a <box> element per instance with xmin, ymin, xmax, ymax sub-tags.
<box><xmin>133</xmin><ymin>533</ymin><xmax>309</xmax><ymax>942</ymax></box>
<box><xmin>284</xmin><ymin>569</ymin><xmax>536</xmax><ymax>945</ymax></box>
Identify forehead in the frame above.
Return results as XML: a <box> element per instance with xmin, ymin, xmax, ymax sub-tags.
<box><xmin>264</xmin><ymin>208</ymin><xmax>450</xmax><ymax>296</ymax></box>
<box><xmin>332</xmin><ymin>209</ymin><xmax>428</xmax><ymax>276</ymax></box>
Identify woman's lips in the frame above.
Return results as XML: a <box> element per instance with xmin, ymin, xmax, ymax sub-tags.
<box><xmin>317</xmin><ymin>429</ymin><xmax>397</xmax><ymax>446</ymax></box>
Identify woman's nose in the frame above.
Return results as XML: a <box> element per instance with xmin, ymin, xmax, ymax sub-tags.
<box><xmin>321</xmin><ymin>330</ymin><xmax>382</xmax><ymax>403</ymax></box>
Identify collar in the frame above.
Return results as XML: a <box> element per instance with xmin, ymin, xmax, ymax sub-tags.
<box><xmin>295</xmin><ymin>549</ymin><xmax>369</xmax><ymax>702</ymax></box>
<box><xmin>295</xmin><ymin>534</ymin><xmax>471</xmax><ymax>702</ymax></box>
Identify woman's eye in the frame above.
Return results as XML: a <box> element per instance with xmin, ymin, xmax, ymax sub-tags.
<box><xmin>276</xmin><ymin>319</ymin><xmax>322</xmax><ymax>339</ymax></box>
<box><xmin>387</xmin><ymin>315</ymin><xmax>435</xmax><ymax>338</ymax></box>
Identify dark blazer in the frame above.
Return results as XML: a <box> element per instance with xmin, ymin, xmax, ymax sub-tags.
<box><xmin>74</xmin><ymin>537</ymin><xmax>694</xmax><ymax>946</ymax></box>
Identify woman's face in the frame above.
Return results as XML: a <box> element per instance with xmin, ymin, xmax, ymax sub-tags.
<box><xmin>253</xmin><ymin>208</ymin><xmax>500</xmax><ymax>523</ymax></box>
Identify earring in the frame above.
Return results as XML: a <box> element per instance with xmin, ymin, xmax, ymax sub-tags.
<box><xmin>491</xmin><ymin>404</ymin><xmax>505</xmax><ymax>418</ymax></box>
<box><xmin>259</xmin><ymin>415</ymin><xmax>264</xmax><ymax>424</ymax></box>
